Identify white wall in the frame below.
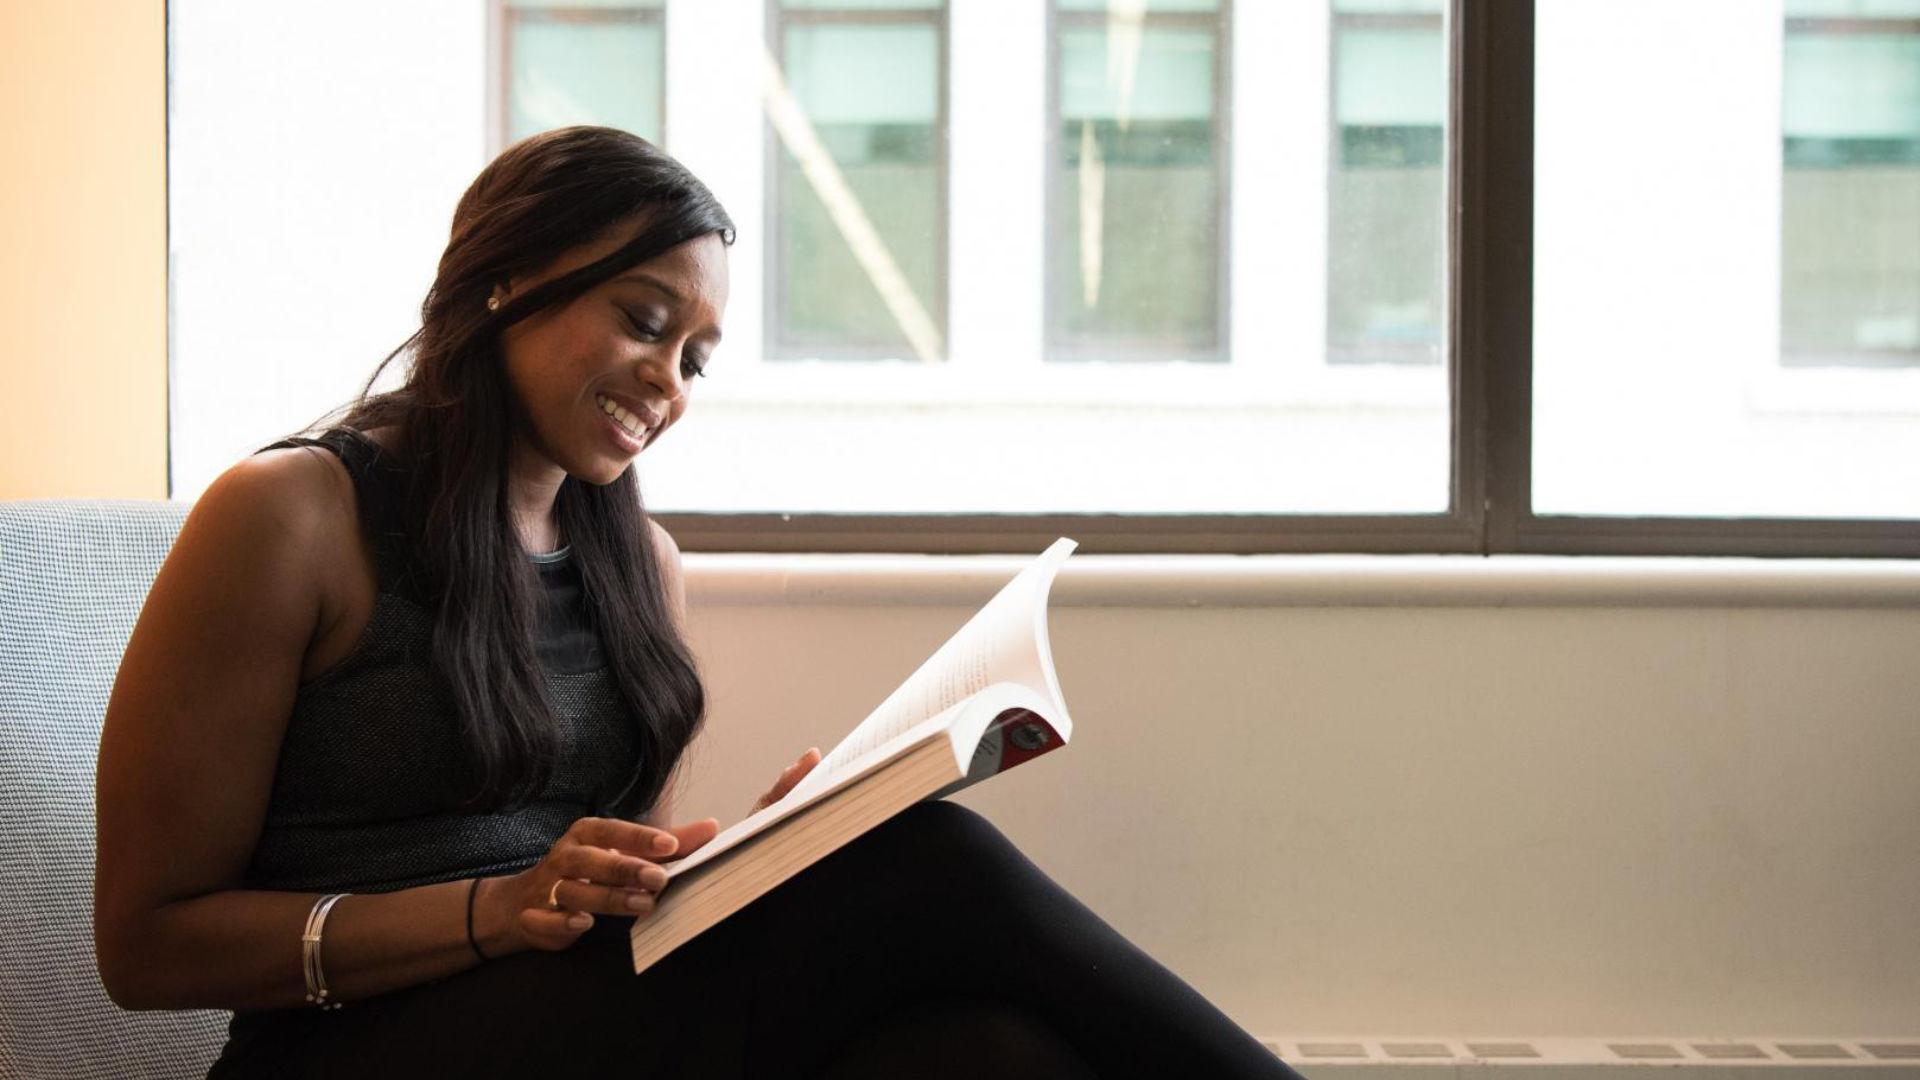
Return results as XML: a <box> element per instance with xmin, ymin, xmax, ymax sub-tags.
<box><xmin>167</xmin><ymin>0</ymin><xmax>486</xmax><ymax>490</ymax></box>
<box><xmin>669</xmin><ymin>556</ymin><xmax>1920</xmax><ymax>1041</ymax></box>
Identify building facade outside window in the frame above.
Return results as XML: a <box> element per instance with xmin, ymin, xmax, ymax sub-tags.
<box><xmin>501</xmin><ymin>0</ymin><xmax>666</xmax><ymax>147</ymax></box>
<box><xmin>765</xmin><ymin>0</ymin><xmax>948</xmax><ymax>363</ymax></box>
<box><xmin>1781</xmin><ymin>0</ymin><xmax>1920</xmax><ymax>369</ymax></box>
<box><xmin>1328</xmin><ymin>0</ymin><xmax>1446</xmax><ymax>366</ymax></box>
<box><xmin>1049</xmin><ymin>0</ymin><xmax>1227</xmax><ymax>363</ymax></box>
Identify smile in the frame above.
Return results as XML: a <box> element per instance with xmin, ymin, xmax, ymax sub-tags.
<box><xmin>595</xmin><ymin>392</ymin><xmax>651</xmax><ymax>441</ymax></box>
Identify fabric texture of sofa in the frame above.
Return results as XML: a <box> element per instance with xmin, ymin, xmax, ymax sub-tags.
<box><xmin>0</xmin><ymin>499</ymin><xmax>228</xmax><ymax>1079</ymax></box>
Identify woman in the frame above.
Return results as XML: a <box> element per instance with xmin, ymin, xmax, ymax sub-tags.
<box><xmin>93</xmin><ymin>126</ymin><xmax>1302</xmax><ymax>1079</ymax></box>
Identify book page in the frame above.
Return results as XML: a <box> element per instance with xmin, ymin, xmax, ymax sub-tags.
<box><xmin>781</xmin><ymin>538</ymin><xmax>1077</xmax><ymax>805</ymax></box>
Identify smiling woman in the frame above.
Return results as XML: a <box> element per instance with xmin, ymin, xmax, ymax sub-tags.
<box><xmin>92</xmin><ymin>126</ymin><xmax>1302</xmax><ymax>1079</ymax></box>
<box><xmin>494</xmin><ymin>224</ymin><xmax>728</xmax><ymax>497</ymax></box>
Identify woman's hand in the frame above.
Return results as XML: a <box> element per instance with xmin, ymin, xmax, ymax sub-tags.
<box><xmin>748</xmin><ymin>747</ymin><xmax>822</xmax><ymax>817</ymax></box>
<box><xmin>485</xmin><ymin>815</ymin><xmax>722</xmax><ymax>953</ymax></box>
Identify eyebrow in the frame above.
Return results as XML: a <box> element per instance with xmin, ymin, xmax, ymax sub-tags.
<box><xmin>612</xmin><ymin>270</ymin><xmax>682</xmax><ymax>302</ymax></box>
<box><xmin>611</xmin><ymin>270</ymin><xmax>723</xmax><ymax>343</ymax></box>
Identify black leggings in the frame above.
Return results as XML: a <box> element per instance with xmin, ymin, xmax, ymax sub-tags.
<box><xmin>207</xmin><ymin>800</ymin><xmax>1305</xmax><ymax>1079</ymax></box>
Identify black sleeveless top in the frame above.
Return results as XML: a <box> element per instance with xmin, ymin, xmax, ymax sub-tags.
<box><xmin>241</xmin><ymin>428</ymin><xmax>642</xmax><ymax>895</ymax></box>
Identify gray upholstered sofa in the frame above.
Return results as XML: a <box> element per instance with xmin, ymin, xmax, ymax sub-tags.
<box><xmin>0</xmin><ymin>500</ymin><xmax>228</xmax><ymax>1079</ymax></box>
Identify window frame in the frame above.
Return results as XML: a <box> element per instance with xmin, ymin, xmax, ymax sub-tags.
<box><xmin>761</xmin><ymin>0</ymin><xmax>953</xmax><ymax>362</ymax></box>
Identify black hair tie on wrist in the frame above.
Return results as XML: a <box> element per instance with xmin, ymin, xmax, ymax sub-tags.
<box><xmin>466</xmin><ymin>877</ymin><xmax>491</xmax><ymax>962</ymax></box>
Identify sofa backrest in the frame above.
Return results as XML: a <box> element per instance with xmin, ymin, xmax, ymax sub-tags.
<box><xmin>0</xmin><ymin>499</ymin><xmax>229</xmax><ymax>1080</ymax></box>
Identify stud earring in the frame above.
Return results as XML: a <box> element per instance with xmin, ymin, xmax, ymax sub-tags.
<box><xmin>486</xmin><ymin>295</ymin><xmax>501</xmax><ymax>312</ymax></box>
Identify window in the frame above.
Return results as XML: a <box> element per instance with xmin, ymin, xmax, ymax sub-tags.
<box><xmin>1781</xmin><ymin>0</ymin><xmax>1920</xmax><ymax>369</ymax></box>
<box><xmin>1049</xmin><ymin>0</ymin><xmax>1226</xmax><ymax>362</ymax></box>
<box><xmin>165</xmin><ymin>1</ymin><xmax>1920</xmax><ymax>554</ymax></box>
<box><xmin>501</xmin><ymin>0</ymin><xmax>667</xmax><ymax>148</ymax></box>
<box><xmin>766</xmin><ymin>0</ymin><xmax>947</xmax><ymax>361</ymax></box>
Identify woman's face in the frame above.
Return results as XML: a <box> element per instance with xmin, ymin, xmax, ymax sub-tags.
<box><xmin>496</xmin><ymin>217</ymin><xmax>729</xmax><ymax>486</ymax></box>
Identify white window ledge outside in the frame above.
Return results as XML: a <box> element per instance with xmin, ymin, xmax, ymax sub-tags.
<box><xmin>682</xmin><ymin>553</ymin><xmax>1920</xmax><ymax>609</ymax></box>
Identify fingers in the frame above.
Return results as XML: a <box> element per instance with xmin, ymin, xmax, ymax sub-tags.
<box><xmin>515</xmin><ymin>816</ymin><xmax>706</xmax><ymax>953</ymax></box>
<box><xmin>530</xmin><ymin>847</ymin><xmax>662</xmax><ymax>938</ymax></box>
<box><xmin>552</xmin><ymin>842</ymin><xmax>668</xmax><ymax>892</ymax></box>
<box><xmin>539</xmin><ymin>817</ymin><xmax>725</xmax><ymax>920</ymax></box>
<box><xmin>546</xmin><ymin>838</ymin><xmax>669</xmax><ymax>918</ymax></box>
<box><xmin>517</xmin><ymin>905</ymin><xmax>595</xmax><ymax>950</ymax></box>
<box><xmin>573</xmin><ymin>815</ymin><xmax>681</xmax><ymax>857</ymax></box>
<box><xmin>547</xmin><ymin>876</ymin><xmax>659</xmax><ymax>920</ymax></box>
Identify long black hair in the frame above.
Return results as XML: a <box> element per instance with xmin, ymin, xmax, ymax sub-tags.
<box><xmin>282</xmin><ymin>126</ymin><xmax>734</xmax><ymax>819</ymax></box>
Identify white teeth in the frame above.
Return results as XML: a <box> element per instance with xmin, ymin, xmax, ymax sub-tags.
<box><xmin>596</xmin><ymin>393</ymin><xmax>645</xmax><ymax>439</ymax></box>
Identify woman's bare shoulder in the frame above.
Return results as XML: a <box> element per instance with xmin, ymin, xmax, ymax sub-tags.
<box><xmin>235</xmin><ymin>425</ymin><xmax>398</xmax><ymax>530</ymax></box>
<box><xmin>204</xmin><ymin>427</ymin><xmax>400</xmax><ymax>605</ymax></box>
<box><xmin>228</xmin><ymin>442</ymin><xmax>356</xmax><ymax>538</ymax></box>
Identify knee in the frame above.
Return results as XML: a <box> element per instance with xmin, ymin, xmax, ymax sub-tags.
<box><xmin>886</xmin><ymin>799</ymin><xmax>1006</xmax><ymax>851</ymax></box>
<box><xmin>856</xmin><ymin>799</ymin><xmax>1027</xmax><ymax>874</ymax></box>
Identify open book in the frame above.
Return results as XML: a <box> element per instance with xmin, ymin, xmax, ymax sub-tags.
<box><xmin>630</xmin><ymin>537</ymin><xmax>1078</xmax><ymax>975</ymax></box>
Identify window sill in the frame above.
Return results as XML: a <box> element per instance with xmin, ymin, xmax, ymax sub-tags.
<box><xmin>682</xmin><ymin>552</ymin><xmax>1920</xmax><ymax>609</ymax></box>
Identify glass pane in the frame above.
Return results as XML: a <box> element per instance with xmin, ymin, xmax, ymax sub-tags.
<box><xmin>1329</xmin><ymin>6</ymin><xmax>1447</xmax><ymax>364</ymax></box>
<box><xmin>773</xmin><ymin>20</ymin><xmax>943</xmax><ymax>358</ymax></box>
<box><xmin>1051</xmin><ymin>19</ymin><xmax>1221</xmax><ymax>360</ymax></box>
<box><xmin>1534</xmin><ymin>0</ymin><xmax>1920</xmax><ymax>518</ymax></box>
<box><xmin>506</xmin><ymin>13</ymin><xmax>663</xmax><ymax>145</ymax></box>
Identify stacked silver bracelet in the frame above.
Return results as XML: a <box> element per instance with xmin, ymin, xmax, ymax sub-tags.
<box><xmin>301</xmin><ymin>892</ymin><xmax>350</xmax><ymax>1010</ymax></box>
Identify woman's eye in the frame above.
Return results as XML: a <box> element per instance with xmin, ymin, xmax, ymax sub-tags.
<box><xmin>682</xmin><ymin>356</ymin><xmax>709</xmax><ymax>379</ymax></box>
<box><xmin>624</xmin><ymin>311</ymin><xmax>664</xmax><ymax>339</ymax></box>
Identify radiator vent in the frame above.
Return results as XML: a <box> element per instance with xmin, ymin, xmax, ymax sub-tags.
<box><xmin>1262</xmin><ymin>1036</ymin><xmax>1920</xmax><ymax>1068</ymax></box>
<box><xmin>1781</xmin><ymin>1044</ymin><xmax>1857</xmax><ymax>1059</ymax></box>
<box><xmin>1611</xmin><ymin>1043</ymin><xmax>1686</xmax><ymax>1059</ymax></box>
<box><xmin>1382</xmin><ymin>1043</ymin><xmax>1454</xmax><ymax>1059</ymax></box>
<box><xmin>1293</xmin><ymin>1042</ymin><xmax>1369</xmax><ymax>1058</ymax></box>
<box><xmin>1694</xmin><ymin>1043</ymin><xmax>1769</xmax><ymax>1059</ymax></box>
<box><xmin>1464</xmin><ymin>1043</ymin><xmax>1540</xmax><ymax>1058</ymax></box>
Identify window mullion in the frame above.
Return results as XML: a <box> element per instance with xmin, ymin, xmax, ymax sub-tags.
<box><xmin>1233</xmin><ymin>1</ymin><xmax>1326</xmax><ymax>403</ymax></box>
<box><xmin>1458</xmin><ymin>0</ymin><xmax>1533</xmax><ymax>554</ymax></box>
<box><xmin>665</xmin><ymin>0</ymin><xmax>769</xmax><ymax>371</ymax></box>
<box><xmin>949</xmin><ymin>1</ymin><xmax>1047</xmax><ymax>380</ymax></box>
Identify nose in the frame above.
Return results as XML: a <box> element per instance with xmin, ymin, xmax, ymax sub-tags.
<box><xmin>636</xmin><ymin>340</ymin><xmax>689</xmax><ymax>402</ymax></box>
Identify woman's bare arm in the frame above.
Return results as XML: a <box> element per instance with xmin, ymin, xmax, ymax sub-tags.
<box><xmin>92</xmin><ymin>450</ymin><xmax>523</xmax><ymax>1011</ymax></box>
